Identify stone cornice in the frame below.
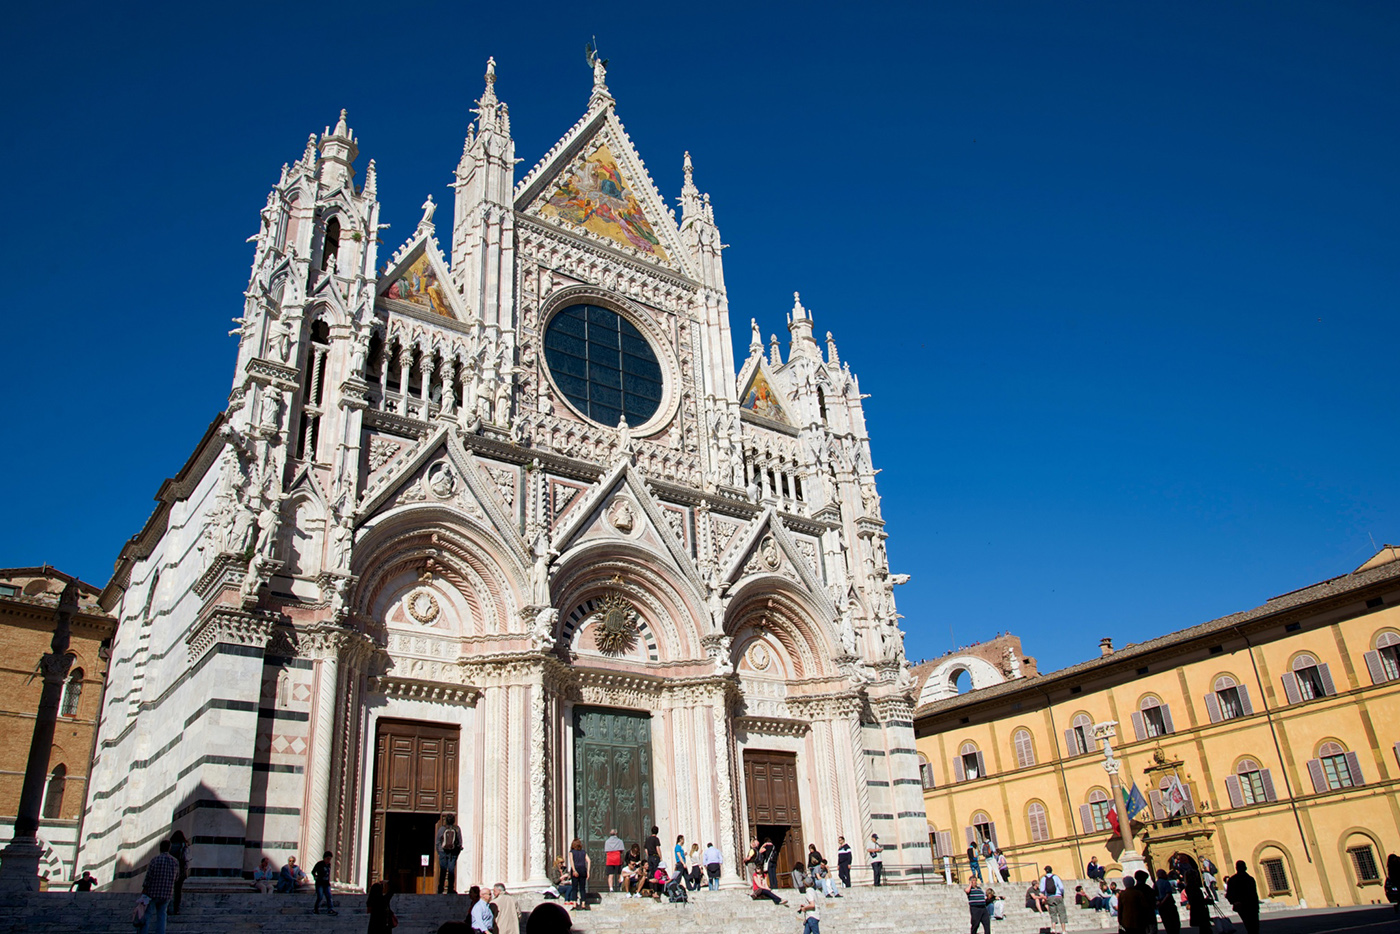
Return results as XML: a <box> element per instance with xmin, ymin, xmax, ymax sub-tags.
<box><xmin>515</xmin><ymin>214</ymin><xmax>700</xmax><ymax>291</ymax></box>
<box><xmin>362</xmin><ymin>407</ymin><xmax>433</xmax><ymax>440</ymax></box>
<box><xmin>734</xmin><ymin>715</ymin><xmax>811</xmax><ymax>738</ymax></box>
<box><xmin>367</xmin><ymin>675</ymin><xmax>481</xmax><ymax>706</ymax></box>
<box><xmin>186</xmin><ymin>606</ymin><xmax>278</xmax><ymax>662</ymax></box>
<box><xmin>243</xmin><ymin>356</ymin><xmax>301</xmax><ymax>390</ymax></box>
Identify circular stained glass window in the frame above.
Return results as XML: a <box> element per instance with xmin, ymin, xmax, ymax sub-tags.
<box><xmin>543</xmin><ymin>304</ymin><xmax>663</xmax><ymax>427</ymax></box>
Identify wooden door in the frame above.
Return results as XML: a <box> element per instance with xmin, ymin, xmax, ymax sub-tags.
<box><xmin>743</xmin><ymin>750</ymin><xmax>804</xmax><ymax>886</ymax></box>
<box><xmin>370</xmin><ymin>719</ymin><xmax>459</xmax><ymax>887</ymax></box>
<box><xmin>573</xmin><ymin>708</ymin><xmax>653</xmax><ymax>883</ymax></box>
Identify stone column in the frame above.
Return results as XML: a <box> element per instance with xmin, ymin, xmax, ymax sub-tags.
<box><xmin>396</xmin><ymin>347</ymin><xmax>412</xmax><ymax>415</ymax></box>
<box><xmin>303</xmin><ymin>628</ymin><xmax>345</xmax><ymax>858</ymax></box>
<box><xmin>706</xmin><ymin>684</ymin><xmax>743</xmax><ymax>888</ymax></box>
<box><xmin>1094</xmin><ymin>721</ymin><xmax>1147</xmax><ymax>877</ymax></box>
<box><xmin>0</xmin><ymin>582</ymin><xmax>78</xmax><ymax>892</ymax></box>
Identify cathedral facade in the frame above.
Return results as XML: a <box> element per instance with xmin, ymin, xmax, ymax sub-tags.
<box><xmin>81</xmin><ymin>60</ymin><xmax>925</xmax><ymax>891</ymax></box>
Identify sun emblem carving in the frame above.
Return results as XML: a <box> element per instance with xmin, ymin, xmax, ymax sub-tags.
<box><xmin>592</xmin><ymin>592</ymin><xmax>640</xmax><ymax>656</ymax></box>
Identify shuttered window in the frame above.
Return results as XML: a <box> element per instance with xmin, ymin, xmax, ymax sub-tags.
<box><xmin>1065</xmin><ymin>714</ymin><xmax>1093</xmax><ymax>756</ymax></box>
<box><xmin>1206</xmin><ymin>675</ymin><xmax>1253</xmax><ymax>723</ymax></box>
<box><xmin>1308</xmin><ymin>741</ymin><xmax>1364</xmax><ymax>793</ymax></box>
<box><xmin>1013</xmin><ymin>729</ymin><xmax>1036</xmax><ymax>768</ymax></box>
<box><xmin>1131</xmin><ymin>695</ymin><xmax>1174</xmax><ymax>740</ymax></box>
<box><xmin>1282</xmin><ymin>653</ymin><xmax>1336</xmax><ymax>703</ymax></box>
<box><xmin>1363</xmin><ymin>631</ymin><xmax>1400</xmax><ymax>684</ymax></box>
<box><xmin>1027</xmin><ymin>802</ymin><xmax>1050</xmax><ymax>842</ymax></box>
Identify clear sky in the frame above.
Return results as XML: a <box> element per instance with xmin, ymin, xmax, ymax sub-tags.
<box><xmin>1</xmin><ymin>2</ymin><xmax>1395</xmax><ymax>673</ymax></box>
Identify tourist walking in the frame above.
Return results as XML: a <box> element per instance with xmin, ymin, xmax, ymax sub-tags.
<box><xmin>1176</xmin><ymin>856</ymin><xmax>1211</xmax><ymax>934</ymax></box>
<box><xmin>470</xmin><ymin>886</ymin><xmax>495</xmax><ymax>933</ymax></box>
<box><xmin>703</xmin><ymin>840</ymin><xmax>722</xmax><ymax>891</ymax></box>
<box><xmin>966</xmin><ymin>877</ymin><xmax>991</xmax><ymax>934</ymax></box>
<box><xmin>1040</xmin><ymin>865</ymin><xmax>1067</xmax><ymax>934</ymax></box>
<box><xmin>1155</xmin><ymin>870</ymin><xmax>1181</xmax><ymax>934</ymax></box>
<box><xmin>603</xmin><ymin>829</ymin><xmax>624</xmax><ymax>891</ymax></box>
<box><xmin>567</xmin><ymin>837</ymin><xmax>591</xmax><ymax>910</ymax></box>
<box><xmin>967</xmin><ymin>842</ymin><xmax>981</xmax><ymax>882</ymax></box>
<box><xmin>168</xmin><ymin>831</ymin><xmax>190</xmax><ymax>915</ymax></box>
<box><xmin>674</xmin><ymin>835</ymin><xmax>687</xmax><ymax>875</ymax></box>
<box><xmin>436</xmin><ymin>813</ymin><xmax>464</xmax><ymax>894</ymax></box>
<box><xmin>868</xmin><ymin>833</ymin><xmax>884</xmax><ymax>886</ymax></box>
<box><xmin>996</xmin><ymin>849</ymin><xmax>1010</xmax><ymax>883</ymax></box>
<box><xmin>493</xmin><ymin>883</ymin><xmax>520</xmax><ymax>934</ymax></box>
<box><xmin>687</xmin><ymin>842</ymin><xmax>703</xmax><ymax>889</ymax></box>
<box><xmin>253</xmin><ymin>856</ymin><xmax>277</xmax><ymax>894</ymax></box>
<box><xmin>797</xmin><ymin>891</ymin><xmax>822</xmax><ymax>934</ymax></box>
<box><xmin>836</xmin><ymin>836</ymin><xmax>852</xmax><ymax>888</ymax></box>
<box><xmin>1117</xmin><ymin>875</ymin><xmax>1147</xmax><ymax>934</ymax></box>
<box><xmin>312</xmin><ymin>851</ymin><xmax>336</xmax><ymax>915</ymax></box>
<box><xmin>139</xmin><ymin>839</ymin><xmax>180</xmax><ymax>934</ymax></box>
<box><xmin>71</xmin><ymin>870</ymin><xmax>98</xmax><ymax>892</ymax></box>
<box><xmin>1224</xmin><ymin>861</ymin><xmax>1260</xmax><ymax>934</ymax></box>
<box><xmin>366</xmin><ymin>882</ymin><xmax>394</xmax><ymax>934</ymax></box>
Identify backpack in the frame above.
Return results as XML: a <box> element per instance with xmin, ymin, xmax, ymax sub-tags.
<box><xmin>442</xmin><ymin>825</ymin><xmax>460</xmax><ymax>852</ymax></box>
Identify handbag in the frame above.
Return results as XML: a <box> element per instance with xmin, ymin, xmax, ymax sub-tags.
<box><xmin>130</xmin><ymin>895</ymin><xmax>150</xmax><ymax>928</ymax></box>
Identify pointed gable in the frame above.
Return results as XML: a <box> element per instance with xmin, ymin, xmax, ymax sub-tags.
<box><xmin>376</xmin><ymin>235</ymin><xmax>464</xmax><ymax>322</ymax></box>
<box><xmin>739</xmin><ymin>363</ymin><xmax>791</xmax><ymax>425</ymax></box>
<box><xmin>516</xmin><ymin>102</ymin><xmax>693</xmax><ymax>277</ymax></box>
<box><xmin>536</xmin><ymin>141</ymin><xmax>669</xmax><ymax>263</ymax></box>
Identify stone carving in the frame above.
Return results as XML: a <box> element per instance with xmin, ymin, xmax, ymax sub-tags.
<box><xmin>759</xmin><ymin>535</ymin><xmax>780</xmax><ymax>570</ymax></box>
<box><xmin>367</xmin><ymin>437</ymin><xmax>401</xmax><ymax>473</ymax></box>
<box><xmin>748</xmin><ymin>642</ymin><xmax>771</xmax><ymax>671</ymax></box>
<box><xmin>427</xmin><ymin>462</ymin><xmax>457</xmax><ymax>499</ymax></box>
<box><xmin>662</xmin><ymin>507</ymin><xmax>686</xmax><ymax>545</ymax></box>
<box><xmin>485</xmin><ymin>464</ymin><xmax>516</xmax><ymax>507</ymax></box>
<box><xmin>608</xmin><ymin>499</ymin><xmax>635</xmax><ymax>534</ymax></box>
<box><xmin>531</xmin><ymin>607</ymin><xmax>559</xmax><ymax>650</ymax></box>
<box><xmin>405</xmin><ymin>589</ymin><xmax>440</xmax><ymax>624</ymax></box>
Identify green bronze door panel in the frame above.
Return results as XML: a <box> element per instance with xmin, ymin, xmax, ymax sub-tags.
<box><xmin>573</xmin><ymin>707</ymin><xmax>653</xmax><ymax>883</ymax></box>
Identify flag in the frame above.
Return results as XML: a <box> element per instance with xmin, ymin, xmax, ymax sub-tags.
<box><xmin>1106</xmin><ymin>805</ymin><xmax>1120</xmax><ymax>837</ymax></box>
<box><xmin>1164</xmin><ymin>774</ymin><xmax>1189</xmax><ymax>815</ymax></box>
<box><xmin>1125</xmin><ymin>782</ymin><xmax>1149</xmax><ymax>819</ymax></box>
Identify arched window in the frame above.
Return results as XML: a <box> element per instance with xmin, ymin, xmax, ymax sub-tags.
<box><xmin>1225</xmin><ymin>757</ymin><xmax>1277</xmax><ymax>807</ymax></box>
<box><xmin>816</xmin><ymin>387</ymin><xmax>828</xmax><ymax>421</ymax></box>
<box><xmin>42</xmin><ymin>764</ymin><xmax>66</xmax><ymax>819</ymax></box>
<box><xmin>1027</xmin><ymin>801</ymin><xmax>1050</xmax><ymax>842</ymax></box>
<box><xmin>60</xmin><ymin>668</ymin><xmax>83</xmax><ymax>718</ymax></box>
<box><xmin>1282</xmin><ymin>653</ymin><xmax>1335</xmax><ymax>703</ymax></box>
<box><xmin>1082</xmin><ymin>789</ymin><xmax>1111</xmax><ymax>833</ymax></box>
<box><xmin>1346</xmin><ymin>835</ymin><xmax>1382</xmax><ymax>885</ymax></box>
<box><xmin>295</xmin><ymin>319</ymin><xmax>332</xmax><ymax>461</ymax></box>
<box><xmin>1259</xmin><ymin>850</ymin><xmax>1291</xmax><ymax>896</ymax></box>
<box><xmin>321</xmin><ymin>217</ymin><xmax>340</xmax><ymax>272</ymax></box>
<box><xmin>967</xmin><ymin>811</ymin><xmax>996</xmax><ymax>849</ymax></box>
<box><xmin>918</xmin><ymin>754</ymin><xmax>936</xmax><ymax>790</ymax></box>
<box><xmin>1065</xmin><ymin>714</ymin><xmax>1093</xmax><ymax>756</ymax></box>
<box><xmin>1308</xmin><ymin>741</ymin><xmax>1363</xmax><ymax>792</ymax></box>
<box><xmin>955</xmin><ymin>742</ymin><xmax>986</xmax><ymax>782</ymax></box>
<box><xmin>1364</xmin><ymin>631</ymin><xmax>1400</xmax><ymax>684</ymax></box>
<box><xmin>1132</xmin><ymin>695</ymin><xmax>1174</xmax><ymax>740</ymax></box>
<box><xmin>1012</xmin><ymin>728</ymin><xmax>1036</xmax><ymax>768</ymax></box>
<box><xmin>1205</xmin><ymin>675</ymin><xmax>1253</xmax><ymax>723</ymax></box>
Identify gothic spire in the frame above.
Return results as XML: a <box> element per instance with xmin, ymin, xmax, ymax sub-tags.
<box><xmin>318</xmin><ymin>108</ymin><xmax>358</xmax><ymax>188</ymax></box>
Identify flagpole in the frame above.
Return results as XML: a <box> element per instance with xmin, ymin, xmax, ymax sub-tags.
<box><xmin>1092</xmin><ymin>721</ymin><xmax>1148</xmax><ymax>878</ymax></box>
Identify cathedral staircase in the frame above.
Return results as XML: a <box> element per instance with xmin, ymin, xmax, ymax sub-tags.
<box><xmin>1</xmin><ymin>885</ymin><xmax>1121</xmax><ymax>934</ymax></box>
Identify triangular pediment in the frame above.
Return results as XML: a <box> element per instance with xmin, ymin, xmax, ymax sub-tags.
<box><xmin>720</xmin><ymin>509</ymin><xmax>834</xmax><ymax>618</ymax></box>
<box><xmin>355</xmin><ymin>426</ymin><xmax>527</xmax><ymax>565</ymax></box>
<box><xmin>375</xmin><ymin>234</ymin><xmax>464</xmax><ymax>321</ymax></box>
<box><xmin>550</xmin><ymin>461</ymin><xmax>701</xmax><ymax>586</ymax></box>
<box><xmin>516</xmin><ymin>107</ymin><xmax>694</xmax><ymax>277</ymax></box>
<box><xmin>737</xmin><ymin>360</ymin><xmax>793</xmax><ymax>426</ymax></box>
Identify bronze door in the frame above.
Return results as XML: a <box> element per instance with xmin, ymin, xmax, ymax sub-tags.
<box><xmin>743</xmin><ymin>749</ymin><xmax>805</xmax><ymax>887</ymax></box>
<box><xmin>573</xmin><ymin>708</ymin><xmax>653</xmax><ymax>884</ymax></box>
<box><xmin>370</xmin><ymin>719</ymin><xmax>459</xmax><ymax>892</ymax></box>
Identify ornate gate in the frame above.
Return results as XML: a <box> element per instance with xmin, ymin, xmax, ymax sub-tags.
<box><xmin>573</xmin><ymin>708</ymin><xmax>653</xmax><ymax>883</ymax></box>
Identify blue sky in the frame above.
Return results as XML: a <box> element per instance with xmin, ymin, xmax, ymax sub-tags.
<box><xmin>1</xmin><ymin>2</ymin><xmax>1395</xmax><ymax>673</ymax></box>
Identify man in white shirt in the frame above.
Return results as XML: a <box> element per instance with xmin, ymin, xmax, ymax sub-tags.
<box><xmin>702</xmin><ymin>842</ymin><xmax>723</xmax><ymax>892</ymax></box>
<box><xmin>1041</xmin><ymin>865</ymin><xmax>1067</xmax><ymax>934</ymax></box>
<box><xmin>470</xmin><ymin>886</ymin><xmax>495</xmax><ymax>933</ymax></box>
<box><xmin>797</xmin><ymin>892</ymin><xmax>821</xmax><ymax>934</ymax></box>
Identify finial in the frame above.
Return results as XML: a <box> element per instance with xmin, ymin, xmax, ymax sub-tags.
<box><xmin>586</xmin><ymin>39</ymin><xmax>611</xmax><ymax>103</ymax></box>
<box><xmin>792</xmin><ymin>291</ymin><xmax>808</xmax><ymax>321</ymax></box>
<box><xmin>683</xmin><ymin>150</ymin><xmax>693</xmax><ymax>181</ymax></box>
<box><xmin>333</xmin><ymin>108</ymin><xmax>349</xmax><ymax>138</ymax></box>
<box><xmin>750</xmin><ymin>318</ymin><xmax>763</xmax><ymax>355</ymax></box>
<box><xmin>478</xmin><ymin>57</ymin><xmax>499</xmax><ymax>111</ymax></box>
<box><xmin>364</xmin><ymin>159</ymin><xmax>377</xmax><ymax>197</ymax></box>
<box><xmin>486</xmin><ymin>56</ymin><xmax>497</xmax><ymax>84</ymax></box>
<box><xmin>303</xmin><ymin>133</ymin><xmax>317</xmax><ymax>166</ymax></box>
<box><xmin>826</xmin><ymin>331</ymin><xmax>840</xmax><ymax>365</ymax></box>
<box><xmin>769</xmin><ymin>333</ymin><xmax>782</xmax><ymax>365</ymax></box>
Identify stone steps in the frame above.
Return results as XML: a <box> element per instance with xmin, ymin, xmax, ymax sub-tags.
<box><xmin>0</xmin><ymin>888</ymin><xmax>1116</xmax><ymax>934</ymax></box>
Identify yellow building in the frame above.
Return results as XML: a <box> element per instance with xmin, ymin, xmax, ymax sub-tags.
<box><xmin>913</xmin><ymin>547</ymin><xmax>1400</xmax><ymax>908</ymax></box>
<box><xmin>0</xmin><ymin>567</ymin><xmax>114</xmax><ymax>887</ymax></box>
